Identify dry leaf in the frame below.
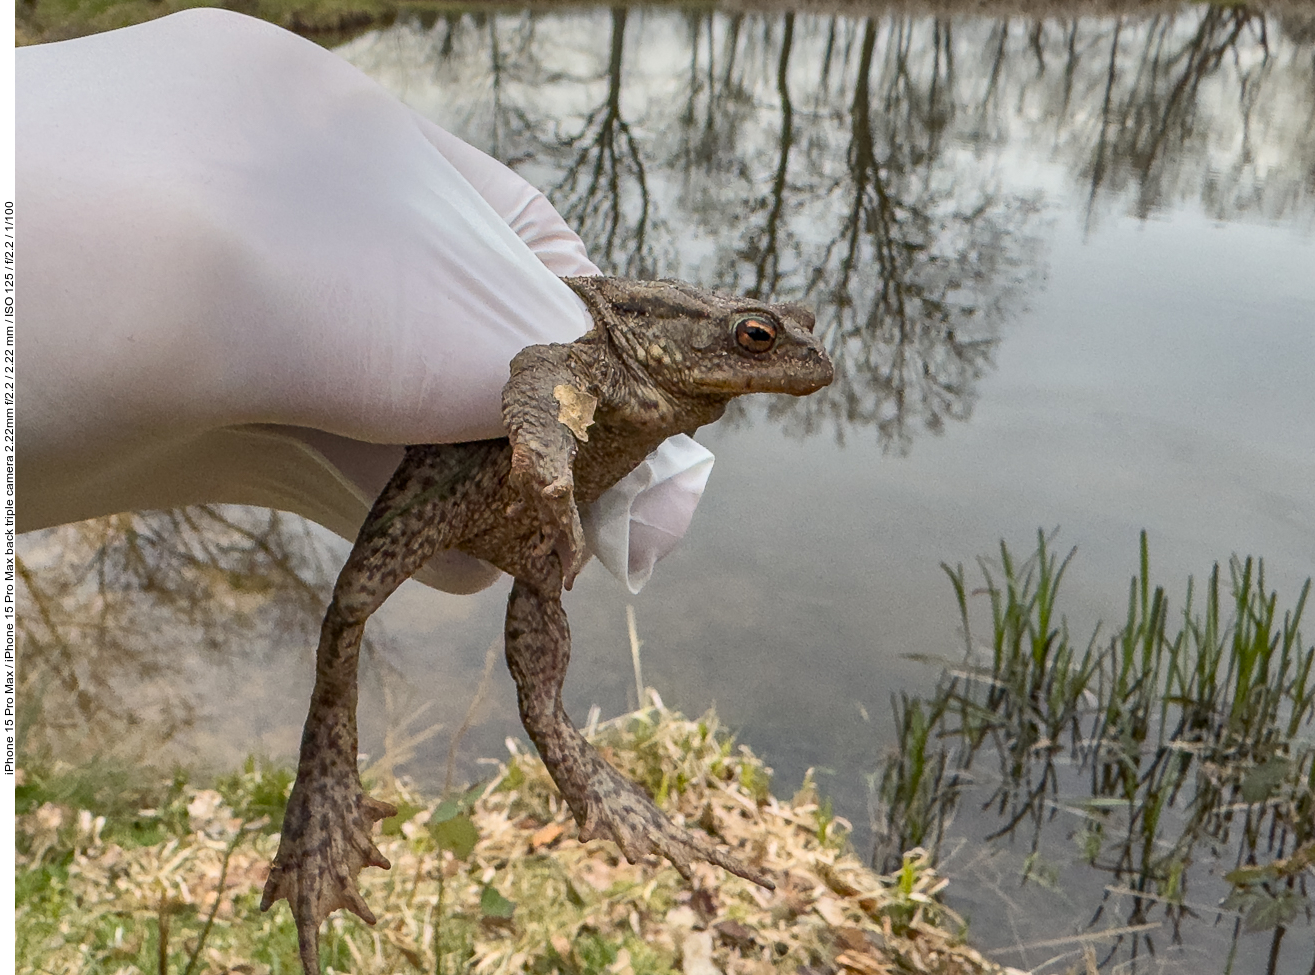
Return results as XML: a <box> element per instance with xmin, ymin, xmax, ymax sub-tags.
<box><xmin>530</xmin><ymin>822</ymin><xmax>565</xmax><ymax>850</ymax></box>
<box><xmin>836</xmin><ymin>951</ymin><xmax>891</xmax><ymax>975</ymax></box>
<box><xmin>835</xmin><ymin>926</ymin><xmax>871</xmax><ymax>953</ymax></box>
<box><xmin>715</xmin><ymin>919</ymin><xmax>757</xmax><ymax>951</ymax></box>
<box><xmin>609</xmin><ymin>947</ymin><xmax>635</xmax><ymax>975</ymax></box>
<box><xmin>20</xmin><ymin>705</ymin><xmax>1013</xmax><ymax>975</ymax></box>
<box><xmin>681</xmin><ymin>930</ymin><xmax>719</xmax><ymax>975</ymax></box>
<box><xmin>815</xmin><ymin>894</ymin><xmax>849</xmax><ymax>926</ymax></box>
<box><xmin>554</xmin><ymin>384</ymin><xmax>598</xmax><ymax>441</ymax></box>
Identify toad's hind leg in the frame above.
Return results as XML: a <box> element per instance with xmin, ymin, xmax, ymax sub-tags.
<box><xmin>261</xmin><ymin>441</ymin><xmax>502</xmax><ymax>974</ymax></box>
<box><xmin>504</xmin><ymin>576</ymin><xmax>774</xmax><ymax>890</ymax></box>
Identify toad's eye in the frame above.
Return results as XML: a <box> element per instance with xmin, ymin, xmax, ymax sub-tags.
<box><xmin>734</xmin><ymin>316</ymin><xmax>778</xmax><ymax>353</ymax></box>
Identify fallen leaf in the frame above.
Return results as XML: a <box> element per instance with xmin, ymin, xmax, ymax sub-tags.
<box><xmin>609</xmin><ymin>947</ymin><xmax>635</xmax><ymax>975</ymax></box>
<box><xmin>554</xmin><ymin>384</ymin><xmax>598</xmax><ymax>442</ymax></box>
<box><xmin>480</xmin><ymin>885</ymin><xmax>516</xmax><ymax>919</ymax></box>
<box><xmin>681</xmin><ymin>931</ymin><xmax>718</xmax><ymax>975</ymax></box>
<box><xmin>665</xmin><ymin>905</ymin><xmax>700</xmax><ymax>930</ymax></box>
<box><xmin>815</xmin><ymin>894</ymin><xmax>848</xmax><ymax>926</ymax></box>
<box><xmin>835</xmin><ymin>926</ymin><xmax>870</xmax><ymax>953</ymax></box>
<box><xmin>836</xmin><ymin>951</ymin><xmax>890</xmax><ymax>975</ymax></box>
<box><xmin>531</xmin><ymin>822</ymin><xmax>565</xmax><ymax>850</ymax></box>
<box><xmin>715</xmin><ymin>919</ymin><xmax>757</xmax><ymax>952</ymax></box>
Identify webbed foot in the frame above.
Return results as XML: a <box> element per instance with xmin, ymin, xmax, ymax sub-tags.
<box><xmin>260</xmin><ymin>774</ymin><xmax>396</xmax><ymax>973</ymax></box>
<box><xmin>566</xmin><ymin>740</ymin><xmax>775</xmax><ymax>890</ymax></box>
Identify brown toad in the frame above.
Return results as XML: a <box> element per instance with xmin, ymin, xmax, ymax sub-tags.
<box><xmin>259</xmin><ymin>276</ymin><xmax>834</xmax><ymax>971</ymax></box>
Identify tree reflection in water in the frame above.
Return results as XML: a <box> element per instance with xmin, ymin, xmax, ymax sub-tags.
<box><xmin>343</xmin><ymin>6</ymin><xmax>1312</xmax><ymax>456</ymax></box>
<box><xmin>555</xmin><ymin>8</ymin><xmax>657</xmax><ymax>276</ymax></box>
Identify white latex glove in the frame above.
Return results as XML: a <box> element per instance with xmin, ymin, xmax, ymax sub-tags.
<box><xmin>580</xmin><ymin>435</ymin><xmax>714</xmax><ymax>594</ymax></box>
<box><xmin>16</xmin><ymin>8</ymin><xmax>712</xmax><ymax>594</ymax></box>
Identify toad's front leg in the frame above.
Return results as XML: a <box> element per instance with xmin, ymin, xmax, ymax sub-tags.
<box><xmin>504</xmin><ymin>577</ymin><xmax>774</xmax><ymax>889</ymax></box>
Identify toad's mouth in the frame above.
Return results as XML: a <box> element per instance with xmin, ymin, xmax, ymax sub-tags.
<box><xmin>697</xmin><ymin>342</ymin><xmax>834</xmax><ymax>397</ymax></box>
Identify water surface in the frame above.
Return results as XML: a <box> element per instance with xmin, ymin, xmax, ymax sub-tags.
<box><xmin>194</xmin><ymin>7</ymin><xmax>1314</xmax><ymax>971</ymax></box>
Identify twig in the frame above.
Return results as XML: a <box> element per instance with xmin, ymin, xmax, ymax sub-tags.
<box><xmin>181</xmin><ymin>825</ymin><xmax>247</xmax><ymax>975</ymax></box>
<box><xmin>157</xmin><ymin>891</ymin><xmax>170</xmax><ymax>975</ymax></box>
<box><xmin>444</xmin><ymin>638</ymin><xmax>501</xmax><ymax>796</ymax></box>
<box><xmin>990</xmin><ymin>921</ymin><xmax>1161</xmax><ymax>954</ymax></box>
<box><xmin>627</xmin><ymin>605</ymin><xmax>644</xmax><ymax>707</ymax></box>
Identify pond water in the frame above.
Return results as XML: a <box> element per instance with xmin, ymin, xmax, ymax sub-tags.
<box><xmin>189</xmin><ymin>6</ymin><xmax>1315</xmax><ymax>972</ymax></box>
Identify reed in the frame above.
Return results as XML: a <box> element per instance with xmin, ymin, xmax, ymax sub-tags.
<box><xmin>873</xmin><ymin>530</ymin><xmax>1314</xmax><ymax>961</ymax></box>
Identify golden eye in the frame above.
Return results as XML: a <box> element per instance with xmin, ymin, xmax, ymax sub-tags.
<box><xmin>734</xmin><ymin>316</ymin><xmax>777</xmax><ymax>353</ymax></box>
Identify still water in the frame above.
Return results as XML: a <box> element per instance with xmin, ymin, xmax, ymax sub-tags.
<box><xmin>213</xmin><ymin>7</ymin><xmax>1313</xmax><ymax>972</ymax></box>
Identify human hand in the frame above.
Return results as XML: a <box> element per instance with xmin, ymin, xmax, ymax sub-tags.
<box><xmin>17</xmin><ymin>9</ymin><xmax>711</xmax><ymax>593</ymax></box>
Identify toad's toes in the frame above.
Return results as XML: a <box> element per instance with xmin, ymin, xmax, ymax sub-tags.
<box><xmin>569</xmin><ymin>743</ymin><xmax>774</xmax><ymax>890</ymax></box>
<box><xmin>260</xmin><ymin>778</ymin><xmax>396</xmax><ymax>973</ymax></box>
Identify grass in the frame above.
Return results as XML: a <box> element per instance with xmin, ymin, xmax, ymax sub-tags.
<box><xmin>15</xmin><ymin>0</ymin><xmax>400</xmax><ymax>45</ymax></box>
<box><xmin>872</xmin><ymin>530</ymin><xmax>1314</xmax><ymax>968</ymax></box>
<box><xmin>15</xmin><ymin>700</ymin><xmax>1014</xmax><ymax>975</ymax></box>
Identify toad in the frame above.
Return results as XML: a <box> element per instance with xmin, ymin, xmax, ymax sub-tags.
<box><xmin>259</xmin><ymin>276</ymin><xmax>834</xmax><ymax>971</ymax></box>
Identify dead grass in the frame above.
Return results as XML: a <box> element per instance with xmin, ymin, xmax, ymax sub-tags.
<box><xmin>16</xmin><ymin>697</ymin><xmax>1022</xmax><ymax>975</ymax></box>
